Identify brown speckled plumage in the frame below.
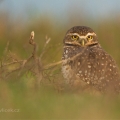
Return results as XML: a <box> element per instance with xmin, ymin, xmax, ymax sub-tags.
<box><xmin>62</xmin><ymin>26</ymin><xmax>120</xmax><ymax>94</ymax></box>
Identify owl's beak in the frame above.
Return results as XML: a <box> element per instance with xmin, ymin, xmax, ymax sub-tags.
<box><xmin>79</xmin><ymin>38</ymin><xmax>86</xmax><ymax>46</ymax></box>
<box><xmin>81</xmin><ymin>39</ymin><xmax>85</xmax><ymax>46</ymax></box>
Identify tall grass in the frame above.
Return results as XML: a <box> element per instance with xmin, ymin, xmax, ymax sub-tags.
<box><xmin>0</xmin><ymin>12</ymin><xmax>120</xmax><ymax>119</ymax></box>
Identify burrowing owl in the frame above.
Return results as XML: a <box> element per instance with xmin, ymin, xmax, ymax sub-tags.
<box><xmin>62</xmin><ymin>26</ymin><xmax>120</xmax><ymax>94</ymax></box>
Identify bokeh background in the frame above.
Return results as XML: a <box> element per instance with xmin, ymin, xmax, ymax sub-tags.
<box><xmin>1</xmin><ymin>0</ymin><xmax>120</xmax><ymax>119</ymax></box>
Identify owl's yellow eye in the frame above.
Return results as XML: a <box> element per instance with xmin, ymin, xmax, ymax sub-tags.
<box><xmin>87</xmin><ymin>35</ymin><xmax>93</xmax><ymax>41</ymax></box>
<box><xmin>71</xmin><ymin>35</ymin><xmax>79</xmax><ymax>40</ymax></box>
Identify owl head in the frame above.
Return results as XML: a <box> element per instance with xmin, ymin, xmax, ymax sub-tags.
<box><xmin>63</xmin><ymin>26</ymin><xmax>98</xmax><ymax>47</ymax></box>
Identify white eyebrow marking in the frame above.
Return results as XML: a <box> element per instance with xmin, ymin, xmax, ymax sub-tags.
<box><xmin>67</xmin><ymin>32</ymin><xmax>96</xmax><ymax>39</ymax></box>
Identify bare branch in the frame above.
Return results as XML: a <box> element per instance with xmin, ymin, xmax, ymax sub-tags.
<box><xmin>29</xmin><ymin>31</ymin><xmax>37</xmax><ymax>58</ymax></box>
<box><xmin>43</xmin><ymin>47</ymin><xmax>86</xmax><ymax>70</ymax></box>
<box><xmin>0</xmin><ymin>60</ymin><xmax>23</xmax><ymax>68</ymax></box>
<box><xmin>39</xmin><ymin>35</ymin><xmax>51</xmax><ymax>59</ymax></box>
<box><xmin>44</xmin><ymin>61</ymin><xmax>62</xmax><ymax>69</ymax></box>
<box><xmin>4</xmin><ymin>41</ymin><xmax>9</xmax><ymax>55</ymax></box>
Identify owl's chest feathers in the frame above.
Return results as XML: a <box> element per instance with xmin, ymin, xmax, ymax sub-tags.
<box><xmin>62</xmin><ymin>45</ymin><xmax>102</xmax><ymax>80</ymax></box>
<box><xmin>62</xmin><ymin>46</ymin><xmax>96</xmax><ymax>65</ymax></box>
<box><xmin>62</xmin><ymin>46</ymin><xmax>90</xmax><ymax>79</ymax></box>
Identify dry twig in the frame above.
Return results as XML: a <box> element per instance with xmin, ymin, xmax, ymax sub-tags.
<box><xmin>0</xmin><ymin>29</ymin><xmax>87</xmax><ymax>85</ymax></box>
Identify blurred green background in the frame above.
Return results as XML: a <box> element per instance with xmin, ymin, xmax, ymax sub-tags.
<box><xmin>0</xmin><ymin>0</ymin><xmax>120</xmax><ymax>119</ymax></box>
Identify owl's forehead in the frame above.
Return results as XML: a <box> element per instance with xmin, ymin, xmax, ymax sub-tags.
<box><xmin>67</xmin><ymin>26</ymin><xmax>95</xmax><ymax>36</ymax></box>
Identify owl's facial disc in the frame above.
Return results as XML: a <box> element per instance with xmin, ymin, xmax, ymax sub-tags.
<box><xmin>65</xmin><ymin>32</ymin><xmax>98</xmax><ymax>47</ymax></box>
